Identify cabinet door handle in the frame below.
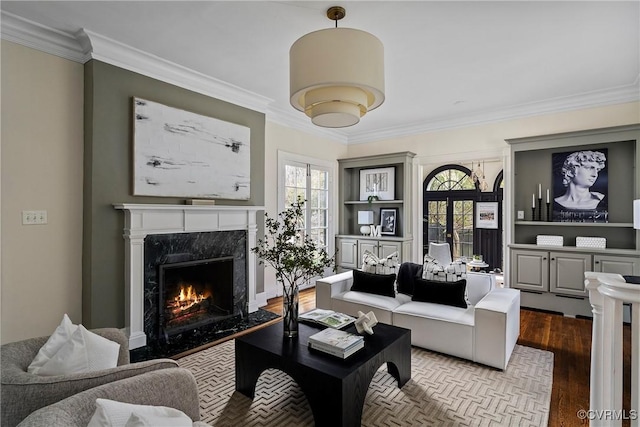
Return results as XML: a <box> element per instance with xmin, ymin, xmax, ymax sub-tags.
<box><xmin>543</xmin><ymin>257</ymin><xmax>547</xmax><ymax>260</ymax></box>
<box><xmin>551</xmin><ymin>258</ymin><xmax>555</xmax><ymax>261</ymax></box>
<box><xmin>595</xmin><ymin>261</ymin><xmax>600</xmax><ymax>264</ymax></box>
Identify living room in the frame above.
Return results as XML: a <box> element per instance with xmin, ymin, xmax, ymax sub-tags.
<box><xmin>2</xmin><ymin>2</ymin><xmax>639</xmax><ymax>426</ymax></box>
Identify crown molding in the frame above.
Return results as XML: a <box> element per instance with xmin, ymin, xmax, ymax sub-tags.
<box><xmin>347</xmin><ymin>81</ymin><xmax>640</xmax><ymax>145</ymax></box>
<box><xmin>0</xmin><ymin>12</ymin><xmax>273</xmax><ymax>114</ymax></box>
<box><xmin>1</xmin><ymin>11</ymin><xmax>87</xmax><ymax>62</ymax></box>
<box><xmin>78</xmin><ymin>29</ymin><xmax>273</xmax><ymax>114</ymax></box>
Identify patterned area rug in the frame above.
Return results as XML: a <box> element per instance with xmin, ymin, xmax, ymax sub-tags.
<box><xmin>178</xmin><ymin>340</ymin><xmax>553</xmax><ymax>426</ymax></box>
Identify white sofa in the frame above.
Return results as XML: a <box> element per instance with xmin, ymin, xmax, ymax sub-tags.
<box><xmin>316</xmin><ymin>268</ymin><xmax>520</xmax><ymax>370</ymax></box>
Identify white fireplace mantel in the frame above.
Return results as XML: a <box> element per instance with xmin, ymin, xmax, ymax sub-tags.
<box><xmin>114</xmin><ymin>203</ymin><xmax>265</xmax><ymax>349</ymax></box>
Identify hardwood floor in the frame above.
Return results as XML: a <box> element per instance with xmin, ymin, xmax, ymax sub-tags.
<box><xmin>264</xmin><ymin>287</ymin><xmax>633</xmax><ymax>427</ymax></box>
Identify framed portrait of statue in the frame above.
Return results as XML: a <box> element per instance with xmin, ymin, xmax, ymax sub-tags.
<box><xmin>552</xmin><ymin>148</ymin><xmax>608</xmax><ymax>223</ymax></box>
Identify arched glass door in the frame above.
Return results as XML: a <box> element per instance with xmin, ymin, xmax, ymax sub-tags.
<box><xmin>423</xmin><ymin>166</ymin><xmax>477</xmax><ymax>259</ymax></box>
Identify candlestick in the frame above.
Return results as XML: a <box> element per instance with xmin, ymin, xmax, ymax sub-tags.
<box><xmin>532</xmin><ymin>207</ymin><xmax>536</xmax><ymax>221</ymax></box>
<box><xmin>546</xmin><ymin>202</ymin><xmax>551</xmax><ymax>222</ymax></box>
<box><xmin>546</xmin><ymin>188</ymin><xmax>550</xmax><ymax>204</ymax></box>
<box><xmin>538</xmin><ymin>198</ymin><xmax>543</xmax><ymax>221</ymax></box>
<box><xmin>532</xmin><ymin>193</ymin><xmax>535</xmax><ymax>208</ymax></box>
<box><xmin>538</xmin><ymin>184</ymin><xmax>542</xmax><ymax>199</ymax></box>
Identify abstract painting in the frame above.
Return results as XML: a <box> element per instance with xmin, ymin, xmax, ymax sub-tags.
<box><xmin>133</xmin><ymin>97</ymin><xmax>251</xmax><ymax>200</ymax></box>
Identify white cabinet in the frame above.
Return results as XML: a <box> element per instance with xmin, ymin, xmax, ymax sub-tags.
<box><xmin>358</xmin><ymin>239</ymin><xmax>402</xmax><ymax>261</ymax></box>
<box><xmin>511</xmin><ymin>249</ymin><xmax>592</xmax><ymax>297</ymax></box>
<box><xmin>336</xmin><ymin>238</ymin><xmax>358</xmax><ymax>270</ymax></box>
<box><xmin>510</xmin><ymin>249</ymin><xmax>548</xmax><ymax>292</ymax></box>
<box><xmin>549</xmin><ymin>251</ymin><xmax>592</xmax><ymax>297</ymax></box>
<box><xmin>336</xmin><ymin>236</ymin><xmax>406</xmax><ymax>270</ymax></box>
<box><xmin>593</xmin><ymin>254</ymin><xmax>640</xmax><ymax>276</ymax></box>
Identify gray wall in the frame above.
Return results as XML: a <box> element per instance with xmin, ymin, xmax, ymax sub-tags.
<box><xmin>83</xmin><ymin>60</ymin><xmax>265</xmax><ymax>328</ymax></box>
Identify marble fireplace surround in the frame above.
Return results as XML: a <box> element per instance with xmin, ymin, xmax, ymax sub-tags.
<box><xmin>114</xmin><ymin>204</ymin><xmax>265</xmax><ymax>349</ymax></box>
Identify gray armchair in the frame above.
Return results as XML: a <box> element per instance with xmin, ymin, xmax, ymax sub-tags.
<box><xmin>1</xmin><ymin>328</ymin><xmax>179</xmax><ymax>427</ymax></box>
<box><xmin>16</xmin><ymin>367</ymin><xmax>210</xmax><ymax>427</ymax></box>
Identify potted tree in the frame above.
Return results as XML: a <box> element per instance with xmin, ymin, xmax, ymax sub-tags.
<box><xmin>252</xmin><ymin>198</ymin><xmax>335</xmax><ymax>338</ymax></box>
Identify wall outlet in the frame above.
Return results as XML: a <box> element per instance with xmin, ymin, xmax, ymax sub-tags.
<box><xmin>22</xmin><ymin>210</ymin><xmax>48</xmax><ymax>225</ymax></box>
<box><xmin>517</xmin><ymin>210</ymin><xmax>525</xmax><ymax>220</ymax></box>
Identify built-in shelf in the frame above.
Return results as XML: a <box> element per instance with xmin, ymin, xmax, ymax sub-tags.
<box><xmin>515</xmin><ymin>221</ymin><xmax>633</xmax><ymax>228</ymax></box>
<box><xmin>344</xmin><ymin>200</ymin><xmax>404</xmax><ymax>205</ymax></box>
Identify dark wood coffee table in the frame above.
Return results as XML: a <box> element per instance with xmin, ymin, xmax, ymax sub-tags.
<box><xmin>235</xmin><ymin>321</ymin><xmax>411</xmax><ymax>427</ymax></box>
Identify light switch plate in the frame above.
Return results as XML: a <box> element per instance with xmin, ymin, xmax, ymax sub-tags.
<box><xmin>517</xmin><ymin>210</ymin><xmax>525</xmax><ymax>220</ymax></box>
<box><xmin>22</xmin><ymin>210</ymin><xmax>48</xmax><ymax>225</ymax></box>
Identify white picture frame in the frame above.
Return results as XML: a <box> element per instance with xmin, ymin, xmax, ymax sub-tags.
<box><xmin>476</xmin><ymin>202</ymin><xmax>499</xmax><ymax>229</ymax></box>
<box><xmin>133</xmin><ymin>97</ymin><xmax>251</xmax><ymax>200</ymax></box>
<box><xmin>359</xmin><ymin>167</ymin><xmax>395</xmax><ymax>201</ymax></box>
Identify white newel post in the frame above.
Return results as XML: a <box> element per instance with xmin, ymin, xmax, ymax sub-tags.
<box><xmin>587</xmin><ymin>272</ymin><xmax>640</xmax><ymax>427</ymax></box>
<box><xmin>114</xmin><ymin>204</ymin><xmax>265</xmax><ymax>349</ymax></box>
<box><xmin>585</xmin><ymin>272</ymin><xmax>606</xmax><ymax>416</ymax></box>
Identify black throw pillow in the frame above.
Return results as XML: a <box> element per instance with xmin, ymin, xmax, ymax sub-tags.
<box><xmin>396</xmin><ymin>262</ymin><xmax>423</xmax><ymax>296</ymax></box>
<box><xmin>351</xmin><ymin>269</ymin><xmax>396</xmax><ymax>297</ymax></box>
<box><xmin>412</xmin><ymin>278</ymin><xmax>468</xmax><ymax>308</ymax></box>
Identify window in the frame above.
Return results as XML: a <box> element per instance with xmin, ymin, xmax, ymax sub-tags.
<box><xmin>278</xmin><ymin>151</ymin><xmax>334</xmax><ymax>263</ymax></box>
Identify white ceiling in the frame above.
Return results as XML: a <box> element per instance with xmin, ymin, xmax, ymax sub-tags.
<box><xmin>2</xmin><ymin>1</ymin><xmax>639</xmax><ymax>143</ymax></box>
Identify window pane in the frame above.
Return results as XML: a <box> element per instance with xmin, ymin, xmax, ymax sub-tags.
<box><xmin>310</xmin><ymin>189</ymin><xmax>319</xmax><ymax>208</ymax></box>
<box><xmin>318</xmin><ymin>190</ymin><xmax>327</xmax><ymax>209</ymax></box>
<box><xmin>285</xmin><ymin>165</ymin><xmax>296</xmax><ymax>187</ymax></box>
<box><xmin>285</xmin><ymin>187</ymin><xmax>297</xmax><ymax>206</ymax></box>
<box><xmin>452</xmin><ymin>200</ymin><xmax>474</xmax><ymax>259</ymax></box>
<box><xmin>296</xmin><ymin>167</ymin><xmax>306</xmax><ymax>187</ymax></box>
<box><xmin>296</xmin><ymin>188</ymin><xmax>305</xmax><ymax>204</ymax></box>
<box><xmin>427</xmin><ymin>200</ymin><xmax>447</xmax><ymax>244</ymax></box>
<box><xmin>428</xmin><ymin>169</ymin><xmax>474</xmax><ymax>191</ymax></box>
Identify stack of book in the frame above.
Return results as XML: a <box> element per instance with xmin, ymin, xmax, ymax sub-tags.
<box><xmin>299</xmin><ymin>309</ymin><xmax>355</xmax><ymax>329</ymax></box>
<box><xmin>308</xmin><ymin>328</ymin><xmax>364</xmax><ymax>359</ymax></box>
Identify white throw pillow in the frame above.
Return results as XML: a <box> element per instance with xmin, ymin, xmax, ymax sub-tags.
<box><xmin>35</xmin><ymin>325</ymin><xmax>120</xmax><ymax>376</ymax></box>
<box><xmin>362</xmin><ymin>250</ymin><xmax>399</xmax><ymax>275</ymax></box>
<box><xmin>422</xmin><ymin>255</ymin><xmax>467</xmax><ymax>282</ymax></box>
<box><xmin>125</xmin><ymin>412</ymin><xmax>193</xmax><ymax>427</ymax></box>
<box><xmin>28</xmin><ymin>313</ymin><xmax>78</xmax><ymax>374</ymax></box>
<box><xmin>88</xmin><ymin>398</ymin><xmax>193</xmax><ymax>427</ymax></box>
<box><xmin>28</xmin><ymin>313</ymin><xmax>120</xmax><ymax>376</ymax></box>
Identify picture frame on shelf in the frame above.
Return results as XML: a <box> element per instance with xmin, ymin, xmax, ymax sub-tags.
<box><xmin>359</xmin><ymin>167</ymin><xmax>395</xmax><ymax>201</ymax></box>
<box><xmin>380</xmin><ymin>208</ymin><xmax>398</xmax><ymax>235</ymax></box>
<box><xmin>476</xmin><ymin>202</ymin><xmax>499</xmax><ymax>229</ymax></box>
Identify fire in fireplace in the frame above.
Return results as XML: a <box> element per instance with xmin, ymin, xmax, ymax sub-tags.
<box><xmin>158</xmin><ymin>256</ymin><xmax>234</xmax><ymax>340</ymax></box>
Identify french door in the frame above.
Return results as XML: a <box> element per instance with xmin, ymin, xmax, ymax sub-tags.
<box><xmin>283</xmin><ymin>162</ymin><xmax>330</xmax><ymax>253</ymax></box>
<box><xmin>425</xmin><ymin>196</ymin><xmax>475</xmax><ymax>260</ymax></box>
<box><xmin>278</xmin><ymin>152</ymin><xmax>334</xmax><ymax>294</ymax></box>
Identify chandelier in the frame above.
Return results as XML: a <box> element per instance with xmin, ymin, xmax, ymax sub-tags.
<box><xmin>289</xmin><ymin>6</ymin><xmax>385</xmax><ymax>128</ymax></box>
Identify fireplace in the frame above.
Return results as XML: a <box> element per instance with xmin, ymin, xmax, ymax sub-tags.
<box><xmin>158</xmin><ymin>257</ymin><xmax>234</xmax><ymax>340</ymax></box>
<box><xmin>143</xmin><ymin>230</ymin><xmax>249</xmax><ymax>347</ymax></box>
<box><xmin>114</xmin><ymin>203</ymin><xmax>265</xmax><ymax>350</ymax></box>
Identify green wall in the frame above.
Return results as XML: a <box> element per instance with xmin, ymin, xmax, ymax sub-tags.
<box><xmin>83</xmin><ymin>60</ymin><xmax>266</xmax><ymax>328</ymax></box>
